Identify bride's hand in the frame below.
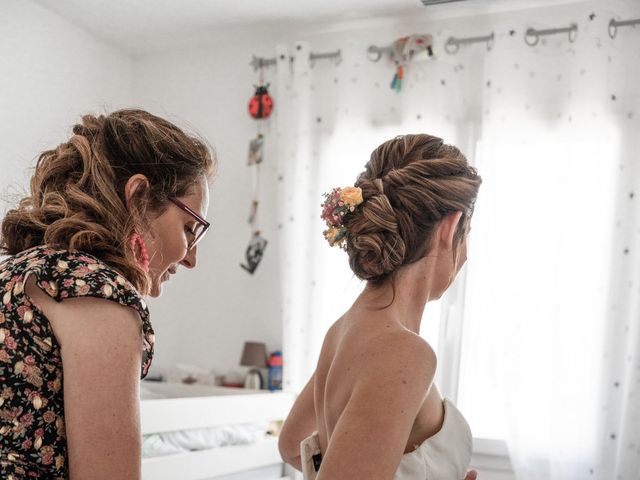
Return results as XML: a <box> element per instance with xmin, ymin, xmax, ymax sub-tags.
<box><xmin>464</xmin><ymin>469</ymin><xmax>478</xmax><ymax>480</ymax></box>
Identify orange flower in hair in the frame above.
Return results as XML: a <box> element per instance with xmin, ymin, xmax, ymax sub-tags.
<box><xmin>339</xmin><ymin>187</ymin><xmax>363</xmax><ymax>207</ymax></box>
<box><xmin>320</xmin><ymin>186</ymin><xmax>364</xmax><ymax>249</ymax></box>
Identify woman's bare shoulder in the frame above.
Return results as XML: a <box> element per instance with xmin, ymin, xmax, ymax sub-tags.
<box><xmin>343</xmin><ymin>311</ymin><xmax>436</xmax><ymax>357</ymax></box>
<box><xmin>319</xmin><ymin>316</ymin><xmax>347</xmax><ymax>351</ymax></box>
<box><xmin>331</xmin><ymin>314</ymin><xmax>437</xmax><ymax>387</ymax></box>
<box><xmin>367</xmin><ymin>327</ymin><xmax>436</xmax><ymax>367</ymax></box>
<box><xmin>24</xmin><ymin>274</ymin><xmax>142</xmax><ymax>350</ymax></box>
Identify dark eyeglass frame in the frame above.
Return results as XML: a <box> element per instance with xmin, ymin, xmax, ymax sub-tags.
<box><xmin>169</xmin><ymin>198</ymin><xmax>210</xmax><ymax>249</ymax></box>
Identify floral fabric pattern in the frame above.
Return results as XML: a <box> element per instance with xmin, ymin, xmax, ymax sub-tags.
<box><xmin>0</xmin><ymin>245</ymin><xmax>154</xmax><ymax>479</ymax></box>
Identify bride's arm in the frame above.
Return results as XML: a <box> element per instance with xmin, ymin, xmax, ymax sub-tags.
<box><xmin>278</xmin><ymin>372</ymin><xmax>316</xmax><ymax>470</ymax></box>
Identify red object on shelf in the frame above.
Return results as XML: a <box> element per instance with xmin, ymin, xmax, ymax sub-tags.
<box><xmin>268</xmin><ymin>353</ymin><xmax>283</xmax><ymax>366</ymax></box>
<box><xmin>221</xmin><ymin>382</ymin><xmax>244</xmax><ymax>388</ymax></box>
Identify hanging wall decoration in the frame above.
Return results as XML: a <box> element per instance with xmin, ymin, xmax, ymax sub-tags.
<box><xmin>389</xmin><ymin>34</ymin><xmax>434</xmax><ymax>92</ymax></box>
<box><xmin>240</xmin><ymin>233</ymin><xmax>268</xmax><ymax>274</ymax></box>
<box><xmin>248</xmin><ymin>84</ymin><xmax>274</xmax><ymax>119</ymax></box>
<box><xmin>241</xmin><ymin>68</ymin><xmax>270</xmax><ymax>274</ymax></box>
<box><xmin>248</xmin><ymin>133</ymin><xmax>264</xmax><ymax>166</ymax></box>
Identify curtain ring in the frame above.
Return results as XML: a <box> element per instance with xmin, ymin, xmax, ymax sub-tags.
<box><xmin>568</xmin><ymin>24</ymin><xmax>578</xmax><ymax>43</ymax></box>
<box><xmin>486</xmin><ymin>32</ymin><xmax>495</xmax><ymax>51</ymax></box>
<box><xmin>367</xmin><ymin>46</ymin><xmax>382</xmax><ymax>62</ymax></box>
<box><xmin>444</xmin><ymin>38</ymin><xmax>459</xmax><ymax>54</ymax></box>
<box><xmin>608</xmin><ymin>19</ymin><xmax>618</xmax><ymax>39</ymax></box>
<box><xmin>524</xmin><ymin>28</ymin><xmax>539</xmax><ymax>47</ymax></box>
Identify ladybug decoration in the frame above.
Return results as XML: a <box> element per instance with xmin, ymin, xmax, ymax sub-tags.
<box><xmin>248</xmin><ymin>84</ymin><xmax>274</xmax><ymax>119</ymax></box>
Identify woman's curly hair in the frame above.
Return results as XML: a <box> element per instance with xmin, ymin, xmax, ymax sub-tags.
<box><xmin>1</xmin><ymin>109</ymin><xmax>216</xmax><ymax>295</ymax></box>
<box><xmin>344</xmin><ymin>134</ymin><xmax>481</xmax><ymax>285</ymax></box>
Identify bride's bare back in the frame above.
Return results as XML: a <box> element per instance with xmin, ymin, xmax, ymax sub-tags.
<box><xmin>314</xmin><ymin>310</ymin><xmax>445</xmax><ymax>458</ymax></box>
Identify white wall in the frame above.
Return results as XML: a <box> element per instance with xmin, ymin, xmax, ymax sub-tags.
<box><xmin>0</xmin><ymin>0</ymin><xmax>134</xmax><ymax>199</ymax></box>
<box><xmin>134</xmin><ymin>35</ymin><xmax>285</xmax><ymax>379</ymax></box>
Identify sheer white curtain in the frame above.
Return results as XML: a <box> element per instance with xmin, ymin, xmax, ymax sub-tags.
<box><xmin>458</xmin><ymin>4</ymin><xmax>640</xmax><ymax>478</ymax></box>
<box><xmin>273</xmin><ymin>38</ymin><xmax>481</xmax><ymax>392</ymax></box>
<box><xmin>275</xmin><ymin>1</ymin><xmax>640</xmax><ymax>477</ymax></box>
<box><xmin>273</xmin><ymin>41</ymin><xmax>316</xmax><ymax>393</ymax></box>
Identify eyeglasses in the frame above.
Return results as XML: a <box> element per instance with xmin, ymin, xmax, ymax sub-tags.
<box><xmin>169</xmin><ymin>198</ymin><xmax>210</xmax><ymax>250</ymax></box>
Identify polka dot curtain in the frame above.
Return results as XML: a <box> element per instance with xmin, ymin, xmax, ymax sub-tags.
<box><xmin>270</xmin><ymin>1</ymin><xmax>639</xmax><ymax>478</ymax></box>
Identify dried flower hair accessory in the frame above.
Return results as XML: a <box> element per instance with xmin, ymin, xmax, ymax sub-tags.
<box><xmin>320</xmin><ymin>186</ymin><xmax>364</xmax><ymax>249</ymax></box>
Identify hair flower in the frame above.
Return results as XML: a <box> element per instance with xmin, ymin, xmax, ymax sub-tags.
<box><xmin>339</xmin><ymin>187</ymin><xmax>364</xmax><ymax>206</ymax></box>
<box><xmin>323</xmin><ymin>226</ymin><xmax>345</xmax><ymax>247</ymax></box>
<box><xmin>320</xmin><ymin>186</ymin><xmax>363</xmax><ymax>249</ymax></box>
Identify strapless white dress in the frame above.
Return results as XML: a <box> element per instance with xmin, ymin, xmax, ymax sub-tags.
<box><xmin>300</xmin><ymin>398</ymin><xmax>473</xmax><ymax>479</ymax></box>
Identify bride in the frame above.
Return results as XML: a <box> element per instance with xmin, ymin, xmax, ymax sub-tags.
<box><xmin>278</xmin><ymin>134</ymin><xmax>482</xmax><ymax>480</ymax></box>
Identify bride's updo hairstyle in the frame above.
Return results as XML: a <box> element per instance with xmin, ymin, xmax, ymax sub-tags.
<box><xmin>344</xmin><ymin>134</ymin><xmax>481</xmax><ymax>286</ymax></box>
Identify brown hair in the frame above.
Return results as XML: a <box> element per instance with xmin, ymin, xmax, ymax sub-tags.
<box><xmin>0</xmin><ymin>109</ymin><xmax>216</xmax><ymax>295</ymax></box>
<box><xmin>344</xmin><ymin>134</ymin><xmax>481</xmax><ymax>285</ymax></box>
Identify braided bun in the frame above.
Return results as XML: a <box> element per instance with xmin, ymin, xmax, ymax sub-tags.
<box><xmin>345</xmin><ymin>178</ymin><xmax>406</xmax><ymax>280</ymax></box>
<box><xmin>342</xmin><ymin>134</ymin><xmax>481</xmax><ymax>285</ymax></box>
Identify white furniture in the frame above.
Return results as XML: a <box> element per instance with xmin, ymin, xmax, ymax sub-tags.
<box><xmin>140</xmin><ymin>382</ymin><xmax>295</xmax><ymax>480</ymax></box>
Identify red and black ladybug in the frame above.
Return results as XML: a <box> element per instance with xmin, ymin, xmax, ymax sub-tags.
<box><xmin>248</xmin><ymin>84</ymin><xmax>274</xmax><ymax>119</ymax></box>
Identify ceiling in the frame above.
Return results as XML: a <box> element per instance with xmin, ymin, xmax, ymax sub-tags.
<box><xmin>33</xmin><ymin>0</ymin><xmax>589</xmax><ymax>57</ymax></box>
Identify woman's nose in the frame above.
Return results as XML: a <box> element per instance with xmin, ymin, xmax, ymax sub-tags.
<box><xmin>180</xmin><ymin>246</ymin><xmax>197</xmax><ymax>269</ymax></box>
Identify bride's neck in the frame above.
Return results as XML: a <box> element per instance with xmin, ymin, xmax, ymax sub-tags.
<box><xmin>354</xmin><ymin>259</ymin><xmax>441</xmax><ymax>334</ymax></box>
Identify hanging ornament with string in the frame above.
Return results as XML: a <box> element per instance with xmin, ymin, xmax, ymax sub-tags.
<box><xmin>248</xmin><ymin>134</ymin><xmax>264</xmax><ymax>166</ymax></box>
<box><xmin>241</xmin><ymin>132</ymin><xmax>268</xmax><ymax>274</ymax></box>
<box><xmin>241</xmin><ymin>64</ymin><xmax>269</xmax><ymax>274</ymax></box>
<box><xmin>240</xmin><ymin>232</ymin><xmax>268</xmax><ymax>274</ymax></box>
<box><xmin>390</xmin><ymin>64</ymin><xmax>404</xmax><ymax>92</ymax></box>
<box><xmin>248</xmin><ymin>60</ymin><xmax>274</xmax><ymax>119</ymax></box>
<box><xmin>248</xmin><ymin>84</ymin><xmax>274</xmax><ymax>119</ymax></box>
<box><xmin>389</xmin><ymin>34</ymin><xmax>434</xmax><ymax>93</ymax></box>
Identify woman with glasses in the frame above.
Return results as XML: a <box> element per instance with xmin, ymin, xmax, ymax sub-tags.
<box><xmin>0</xmin><ymin>109</ymin><xmax>214</xmax><ymax>479</ymax></box>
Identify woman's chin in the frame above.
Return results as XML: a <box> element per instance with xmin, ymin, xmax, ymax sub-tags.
<box><xmin>148</xmin><ymin>279</ymin><xmax>163</xmax><ymax>298</ymax></box>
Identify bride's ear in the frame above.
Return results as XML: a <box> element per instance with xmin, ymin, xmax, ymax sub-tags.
<box><xmin>438</xmin><ymin>211</ymin><xmax>464</xmax><ymax>251</ymax></box>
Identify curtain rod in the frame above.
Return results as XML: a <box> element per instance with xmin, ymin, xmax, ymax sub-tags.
<box><xmin>249</xmin><ymin>50</ymin><xmax>342</xmax><ymax>70</ymax></box>
<box><xmin>420</xmin><ymin>0</ymin><xmax>471</xmax><ymax>5</ymax></box>
<box><xmin>609</xmin><ymin>17</ymin><xmax>640</xmax><ymax>38</ymax></box>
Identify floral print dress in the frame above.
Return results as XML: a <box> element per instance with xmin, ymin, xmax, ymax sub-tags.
<box><xmin>0</xmin><ymin>245</ymin><xmax>154</xmax><ymax>479</ymax></box>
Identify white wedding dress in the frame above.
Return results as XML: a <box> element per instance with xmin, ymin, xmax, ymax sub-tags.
<box><xmin>300</xmin><ymin>398</ymin><xmax>473</xmax><ymax>479</ymax></box>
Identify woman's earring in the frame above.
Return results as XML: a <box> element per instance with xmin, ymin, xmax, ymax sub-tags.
<box><xmin>130</xmin><ymin>232</ymin><xmax>150</xmax><ymax>273</ymax></box>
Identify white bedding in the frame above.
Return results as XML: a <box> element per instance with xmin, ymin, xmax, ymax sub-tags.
<box><xmin>140</xmin><ymin>383</ymin><xmax>272</xmax><ymax>458</ymax></box>
<box><xmin>142</xmin><ymin>422</ymin><xmax>270</xmax><ymax>458</ymax></box>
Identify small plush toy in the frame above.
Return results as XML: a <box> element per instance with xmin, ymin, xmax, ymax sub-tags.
<box><xmin>248</xmin><ymin>84</ymin><xmax>274</xmax><ymax>119</ymax></box>
<box><xmin>390</xmin><ymin>34</ymin><xmax>434</xmax><ymax>93</ymax></box>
